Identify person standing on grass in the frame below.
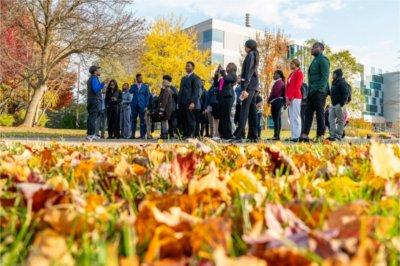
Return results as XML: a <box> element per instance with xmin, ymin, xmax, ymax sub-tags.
<box><xmin>233</xmin><ymin>39</ymin><xmax>260</xmax><ymax>143</ymax></box>
<box><xmin>328</xmin><ymin>69</ymin><xmax>349</xmax><ymax>141</ymax></box>
<box><xmin>233</xmin><ymin>76</ymin><xmax>243</xmax><ymax>136</ymax></box>
<box><xmin>97</xmin><ymin>88</ymin><xmax>107</xmax><ymax>138</ymax></box>
<box><xmin>217</xmin><ymin>63</ymin><xmax>238</xmax><ymax>140</ymax></box>
<box><xmin>168</xmin><ymin>82</ymin><xmax>179</xmax><ymax>139</ymax></box>
<box><xmin>130</xmin><ymin>74</ymin><xmax>150</xmax><ymax>139</ymax></box>
<box><xmin>267</xmin><ymin>70</ymin><xmax>286</xmax><ymax>140</ymax></box>
<box><xmin>157</xmin><ymin>75</ymin><xmax>174</xmax><ymax>139</ymax></box>
<box><xmin>285</xmin><ymin>59</ymin><xmax>304</xmax><ymax>142</ymax></box>
<box><xmin>86</xmin><ymin>65</ymin><xmax>109</xmax><ymax>141</ymax></box>
<box><xmin>255</xmin><ymin>94</ymin><xmax>263</xmax><ymax>138</ymax></box>
<box><xmin>121</xmin><ymin>83</ymin><xmax>133</xmax><ymax>139</ymax></box>
<box><xmin>105</xmin><ymin>80</ymin><xmax>121</xmax><ymax>139</ymax></box>
<box><xmin>178</xmin><ymin>61</ymin><xmax>202</xmax><ymax>138</ymax></box>
<box><xmin>300</xmin><ymin>42</ymin><xmax>330</xmax><ymax>142</ymax></box>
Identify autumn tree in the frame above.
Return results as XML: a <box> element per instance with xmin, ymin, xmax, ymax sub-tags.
<box><xmin>256</xmin><ymin>30</ymin><xmax>290</xmax><ymax>97</ymax></box>
<box><xmin>138</xmin><ymin>17</ymin><xmax>214</xmax><ymax>91</ymax></box>
<box><xmin>2</xmin><ymin>0</ymin><xmax>145</xmax><ymax>127</ymax></box>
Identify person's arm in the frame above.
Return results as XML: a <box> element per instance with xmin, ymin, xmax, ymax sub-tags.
<box><xmin>144</xmin><ymin>85</ymin><xmax>150</xmax><ymax>109</ymax></box>
<box><xmin>223</xmin><ymin>71</ymin><xmax>237</xmax><ymax>84</ymax></box>
<box><xmin>315</xmin><ymin>57</ymin><xmax>330</xmax><ymax>91</ymax></box>
<box><xmin>190</xmin><ymin>76</ymin><xmax>201</xmax><ymax>105</ymax></box>
<box><xmin>242</xmin><ymin>53</ymin><xmax>255</xmax><ymax>91</ymax></box>
<box><xmin>91</xmin><ymin>76</ymin><xmax>105</xmax><ymax>94</ymax></box>
<box><xmin>340</xmin><ymin>80</ymin><xmax>349</xmax><ymax>106</ymax></box>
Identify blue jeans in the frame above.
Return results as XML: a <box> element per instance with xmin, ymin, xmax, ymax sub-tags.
<box><xmin>131</xmin><ymin>105</ymin><xmax>146</xmax><ymax>138</ymax></box>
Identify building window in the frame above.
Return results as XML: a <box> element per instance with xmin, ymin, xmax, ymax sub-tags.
<box><xmin>212</xmin><ymin>53</ymin><xmax>224</xmax><ymax>65</ymax></box>
<box><xmin>372</xmin><ymin>98</ymin><xmax>377</xmax><ymax>105</ymax></box>
<box><xmin>366</xmin><ymin>104</ymin><xmax>378</xmax><ymax>113</ymax></box>
<box><xmin>202</xmin><ymin>29</ymin><xmax>224</xmax><ymax>47</ymax></box>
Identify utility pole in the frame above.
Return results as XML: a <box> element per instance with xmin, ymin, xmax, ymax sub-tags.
<box><xmin>75</xmin><ymin>60</ymin><xmax>81</xmax><ymax>128</ymax></box>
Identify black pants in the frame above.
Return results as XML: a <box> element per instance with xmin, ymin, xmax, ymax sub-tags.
<box><xmin>194</xmin><ymin>109</ymin><xmax>201</xmax><ymax>137</ymax></box>
<box><xmin>178</xmin><ymin>105</ymin><xmax>196</xmax><ymax>138</ymax></box>
<box><xmin>107</xmin><ymin>106</ymin><xmax>120</xmax><ymax>138</ymax></box>
<box><xmin>87</xmin><ymin>98</ymin><xmax>100</xmax><ymax>136</ymax></box>
<box><xmin>219</xmin><ymin>96</ymin><xmax>234</xmax><ymax>139</ymax></box>
<box><xmin>300</xmin><ymin>101</ymin><xmax>307</xmax><ymax>133</ymax></box>
<box><xmin>200</xmin><ymin>112</ymin><xmax>209</xmax><ymax>137</ymax></box>
<box><xmin>271</xmin><ymin>98</ymin><xmax>284</xmax><ymax>138</ymax></box>
<box><xmin>302</xmin><ymin>91</ymin><xmax>327</xmax><ymax>137</ymax></box>
<box><xmin>168</xmin><ymin>111</ymin><xmax>178</xmax><ymax>138</ymax></box>
<box><xmin>235</xmin><ymin>90</ymin><xmax>258</xmax><ymax>140</ymax></box>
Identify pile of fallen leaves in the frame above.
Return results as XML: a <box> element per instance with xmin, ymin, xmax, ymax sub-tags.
<box><xmin>0</xmin><ymin>140</ymin><xmax>399</xmax><ymax>266</ymax></box>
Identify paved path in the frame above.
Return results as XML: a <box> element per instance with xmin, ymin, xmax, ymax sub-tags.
<box><xmin>1</xmin><ymin>137</ymin><xmax>399</xmax><ymax>147</ymax></box>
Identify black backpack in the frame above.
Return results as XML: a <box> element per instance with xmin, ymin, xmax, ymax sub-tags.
<box><xmin>345</xmin><ymin>81</ymin><xmax>352</xmax><ymax>103</ymax></box>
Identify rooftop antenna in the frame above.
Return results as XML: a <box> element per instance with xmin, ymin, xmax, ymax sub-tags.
<box><xmin>245</xmin><ymin>13</ymin><xmax>251</xmax><ymax>27</ymax></box>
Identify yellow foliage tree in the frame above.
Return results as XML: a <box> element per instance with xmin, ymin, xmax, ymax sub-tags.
<box><xmin>138</xmin><ymin>17</ymin><xmax>214</xmax><ymax>92</ymax></box>
<box><xmin>99</xmin><ymin>57</ymin><xmax>136</xmax><ymax>87</ymax></box>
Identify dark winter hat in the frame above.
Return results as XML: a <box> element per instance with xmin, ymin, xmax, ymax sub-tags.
<box><xmin>245</xmin><ymin>39</ymin><xmax>257</xmax><ymax>50</ymax></box>
<box><xmin>333</xmin><ymin>68</ymin><xmax>343</xmax><ymax>78</ymax></box>
<box><xmin>89</xmin><ymin>65</ymin><xmax>100</xmax><ymax>74</ymax></box>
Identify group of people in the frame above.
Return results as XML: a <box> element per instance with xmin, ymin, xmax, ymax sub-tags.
<box><xmin>86</xmin><ymin>40</ymin><xmax>351</xmax><ymax>142</ymax></box>
<box><xmin>266</xmin><ymin>41</ymin><xmax>351</xmax><ymax>142</ymax></box>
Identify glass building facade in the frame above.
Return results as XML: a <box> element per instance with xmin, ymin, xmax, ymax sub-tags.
<box><xmin>359</xmin><ymin>66</ymin><xmax>384</xmax><ymax>118</ymax></box>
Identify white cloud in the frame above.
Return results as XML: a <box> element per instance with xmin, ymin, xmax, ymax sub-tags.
<box><xmin>136</xmin><ymin>0</ymin><xmax>345</xmax><ymax>29</ymax></box>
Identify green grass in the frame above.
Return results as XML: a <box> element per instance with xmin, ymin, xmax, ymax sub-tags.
<box><xmin>0</xmin><ymin>126</ymin><xmax>86</xmax><ymax>138</ymax></box>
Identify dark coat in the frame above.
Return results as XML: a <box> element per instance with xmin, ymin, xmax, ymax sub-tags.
<box><xmin>308</xmin><ymin>53</ymin><xmax>330</xmax><ymax>96</ymax></box>
<box><xmin>220</xmin><ymin>70</ymin><xmax>237</xmax><ymax>98</ymax></box>
<box><xmin>157</xmin><ymin>87</ymin><xmax>173</xmax><ymax>120</ymax></box>
<box><xmin>178</xmin><ymin>73</ymin><xmax>202</xmax><ymax>108</ymax></box>
<box><xmin>330</xmin><ymin>77</ymin><xmax>349</xmax><ymax>106</ymax></box>
<box><xmin>241</xmin><ymin>50</ymin><xmax>259</xmax><ymax>91</ymax></box>
<box><xmin>105</xmin><ymin>89</ymin><xmax>121</xmax><ymax>108</ymax></box>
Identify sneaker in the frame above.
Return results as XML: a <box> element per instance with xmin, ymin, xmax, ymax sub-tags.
<box><xmin>326</xmin><ymin>137</ymin><xmax>337</xmax><ymax>141</ymax></box>
<box><xmin>86</xmin><ymin>135</ymin><xmax>94</xmax><ymax>141</ymax></box>
<box><xmin>212</xmin><ymin>136</ymin><xmax>221</xmax><ymax>141</ymax></box>
<box><xmin>231</xmin><ymin>138</ymin><xmax>243</xmax><ymax>143</ymax></box>
<box><xmin>299</xmin><ymin>137</ymin><xmax>310</xmax><ymax>143</ymax></box>
<box><xmin>92</xmin><ymin>135</ymin><xmax>101</xmax><ymax>140</ymax></box>
<box><xmin>289</xmin><ymin>138</ymin><xmax>299</xmax><ymax>142</ymax></box>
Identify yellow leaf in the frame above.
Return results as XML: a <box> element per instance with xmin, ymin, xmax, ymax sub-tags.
<box><xmin>370</xmin><ymin>141</ymin><xmax>400</xmax><ymax>179</ymax></box>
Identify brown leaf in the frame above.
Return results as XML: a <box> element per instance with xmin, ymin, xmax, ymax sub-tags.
<box><xmin>170</xmin><ymin>152</ymin><xmax>197</xmax><ymax>188</ymax></box>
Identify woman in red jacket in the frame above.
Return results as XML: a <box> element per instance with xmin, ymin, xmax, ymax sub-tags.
<box><xmin>285</xmin><ymin>59</ymin><xmax>304</xmax><ymax>141</ymax></box>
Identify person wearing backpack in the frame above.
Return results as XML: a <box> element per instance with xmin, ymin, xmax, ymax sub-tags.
<box><xmin>285</xmin><ymin>59</ymin><xmax>304</xmax><ymax>142</ymax></box>
<box><xmin>327</xmin><ymin>69</ymin><xmax>349</xmax><ymax>141</ymax></box>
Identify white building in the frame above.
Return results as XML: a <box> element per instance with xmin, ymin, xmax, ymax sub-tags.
<box><xmin>382</xmin><ymin>71</ymin><xmax>400</xmax><ymax>126</ymax></box>
<box><xmin>185</xmin><ymin>18</ymin><xmax>263</xmax><ymax>69</ymax></box>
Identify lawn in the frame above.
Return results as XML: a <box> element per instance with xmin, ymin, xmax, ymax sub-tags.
<box><xmin>0</xmin><ymin>140</ymin><xmax>399</xmax><ymax>266</ymax></box>
<box><xmin>0</xmin><ymin>126</ymin><xmax>86</xmax><ymax>138</ymax></box>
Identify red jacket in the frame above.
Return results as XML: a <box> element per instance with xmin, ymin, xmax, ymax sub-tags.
<box><xmin>286</xmin><ymin>69</ymin><xmax>304</xmax><ymax>100</ymax></box>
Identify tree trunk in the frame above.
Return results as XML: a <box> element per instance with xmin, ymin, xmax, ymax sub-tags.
<box><xmin>22</xmin><ymin>82</ymin><xmax>47</xmax><ymax>127</ymax></box>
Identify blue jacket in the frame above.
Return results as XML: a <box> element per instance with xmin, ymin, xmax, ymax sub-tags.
<box><xmin>129</xmin><ymin>83</ymin><xmax>150</xmax><ymax>110</ymax></box>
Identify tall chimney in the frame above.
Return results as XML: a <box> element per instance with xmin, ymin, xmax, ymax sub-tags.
<box><xmin>245</xmin><ymin>13</ymin><xmax>251</xmax><ymax>27</ymax></box>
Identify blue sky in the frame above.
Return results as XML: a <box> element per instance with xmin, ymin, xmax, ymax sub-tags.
<box><xmin>135</xmin><ymin>0</ymin><xmax>400</xmax><ymax>71</ymax></box>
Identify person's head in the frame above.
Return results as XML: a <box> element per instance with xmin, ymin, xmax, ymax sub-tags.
<box><xmin>333</xmin><ymin>69</ymin><xmax>343</xmax><ymax>80</ymax></box>
<box><xmin>226</xmin><ymin>62</ymin><xmax>237</xmax><ymax>74</ymax></box>
<box><xmin>162</xmin><ymin>75</ymin><xmax>172</xmax><ymax>87</ymax></box>
<box><xmin>311</xmin><ymin>42</ymin><xmax>325</xmax><ymax>56</ymax></box>
<box><xmin>185</xmin><ymin>61</ymin><xmax>195</xmax><ymax>74</ymax></box>
<box><xmin>273</xmin><ymin>70</ymin><xmax>285</xmax><ymax>82</ymax></box>
<box><xmin>290</xmin><ymin>59</ymin><xmax>301</xmax><ymax>71</ymax></box>
<box><xmin>136</xmin><ymin>73</ymin><xmax>143</xmax><ymax>84</ymax></box>
<box><xmin>244</xmin><ymin>39</ymin><xmax>257</xmax><ymax>53</ymax></box>
<box><xmin>107</xmin><ymin>79</ymin><xmax>118</xmax><ymax>92</ymax></box>
<box><xmin>122</xmin><ymin>83</ymin><xmax>129</xmax><ymax>91</ymax></box>
<box><xmin>89</xmin><ymin>65</ymin><xmax>101</xmax><ymax>76</ymax></box>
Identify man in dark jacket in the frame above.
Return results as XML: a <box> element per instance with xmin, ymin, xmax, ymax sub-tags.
<box><xmin>178</xmin><ymin>61</ymin><xmax>202</xmax><ymax>138</ymax></box>
<box><xmin>130</xmin><ymin>73</ymin><xmax>150</xmax><ymax>139</ymax></box>
<box><xmin>328</xmin><ymin>69</ymin><xmax>349</xmax><ymax>141</ymax></box>
<box><xmin>86</xmin><ymin>65</ymin><xmax>109</xmax><ymax>141</ymax></box>
<box><xmin>168</xmin><ymin>83</ymin><xmax>179</xmax><ymax>139</ymax></box>
<box><xmin>300</xmin><ymin>42</ymin><xmax>330</xmax><ymax>142</ymax></box>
